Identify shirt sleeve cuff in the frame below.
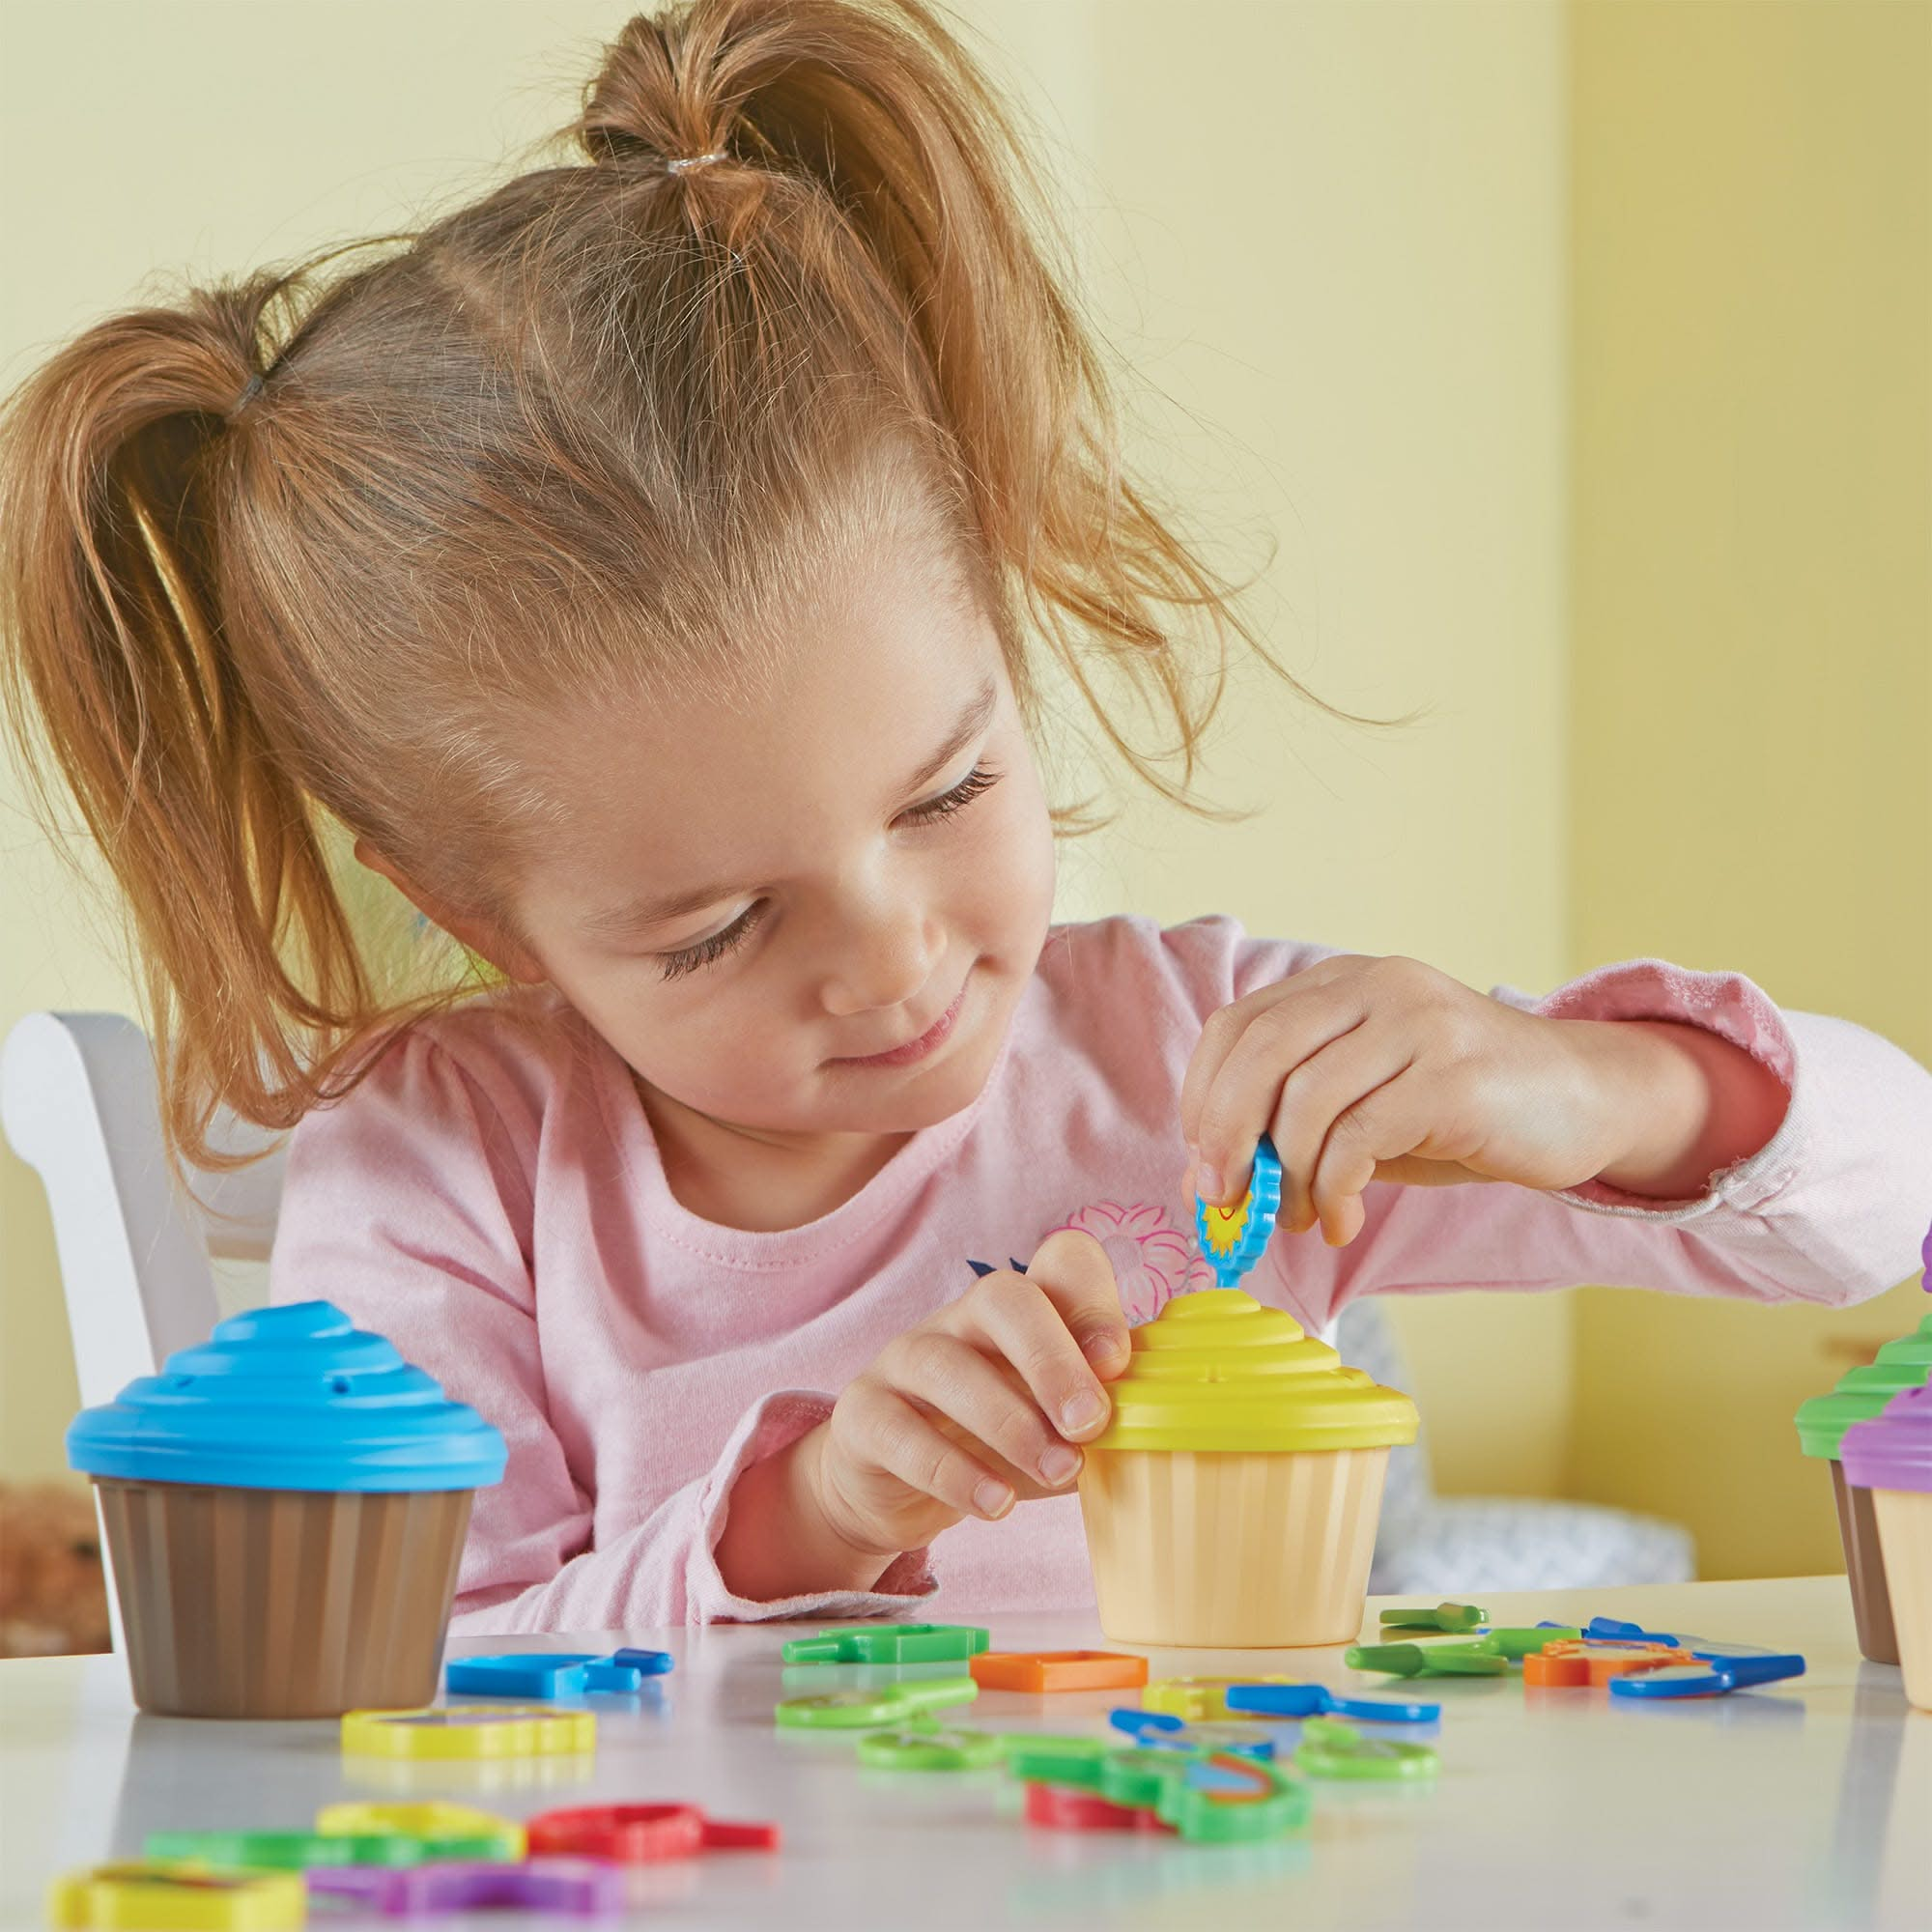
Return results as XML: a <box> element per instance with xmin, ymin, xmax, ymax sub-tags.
<box><xmin>683</xmin><ymin>1389</ymin><xmax>939</xmax><ymax>1623</ymax></box>
<box><xmin>1491</xmin><ymin>956</ymin><xmax>1802</xmax><ymax>1221</ymax></box>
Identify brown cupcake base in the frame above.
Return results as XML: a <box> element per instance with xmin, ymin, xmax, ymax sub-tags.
<box><xmin>1830</xmin><ymin>1459</ymin><xmax>1899</xmax><ymax>1666</ymax></box>
<box><xmin>94</xmin><ymin>1479</ymin><xmax>471</xmax><ymax>1718</ymax></box>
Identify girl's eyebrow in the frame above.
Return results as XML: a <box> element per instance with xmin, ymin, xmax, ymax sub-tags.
<box><xmin>579</xmin><ymin>678</ymin><xmax>999</xmax><ymax>938</ymax></box>
<box><xmin>897</xmin><ymin>677</ymin><xmax>997</xmax><ymax>799</ymax></box>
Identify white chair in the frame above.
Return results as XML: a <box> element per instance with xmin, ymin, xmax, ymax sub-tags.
<box><xmin>0</xmin><ymin>1010</ymin><xmax>286</xmax><ymax>1654</ymax></box>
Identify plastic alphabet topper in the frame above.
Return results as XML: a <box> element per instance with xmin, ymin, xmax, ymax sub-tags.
<box><xmin>304</xmin><ymin>1858</ymin><xmax>624</xmax><ymax>1918</ymax></box>
<box><xmin>969</xmin><ymin>1651</ymin><xmax>1149</xmax><ymax>1692</ymax></box>
<box><xmin>1024</xmin><ymin>1781</ymin><xmax>1174</xmax><ymax>1834</ymax></box>
<box><xmin>857</xmin><ymin>1724</ymin><xmax>1009</xmax><ymax>1771</ymax></box>
<box><xmin>1195</xmin><ymin>1134</ymin><xmax>1285</xmax><ymax>1288</ymax></box>
<box><xmin>1380</xmin><ymin>1602</ymin><xmax>1488</xmax><ymax>1633</ymax></box>
<box><xmin>339</xmin><ymin>1705</ymin><xmax>596</xmax><ymax>1760</ymax></box>
<box><xmin>525</xmin><ymin>1803</ymin><xmax>780</xmax><ymax>1861</ymax></box>
<box><xmin>1143</xmin><ymin>1676</ymin><xmax>1284</xmax><ymax>1721</ymax></box>
<box><xmin>1109</xmin><ymin>1708</ymin><xmax>1279</xmax><ymax>1758</ymax></box>
<box><xmin>1006</xmin><ymin>1737</ymin><xmax>1312</xmax><ymax>1844</ymax></box>
<box><xmin>145</xmin><ymin>1827</ymin><xmax>517</xmax><ymax>1869</ymax></box>
<box><xmin>314</xmin><ymin>1801</ymin><xmax>524</xmax><ymax>1859</ymax></box>
<box><xmin>1522</xmin><ymin>1641</ymin><xmax>1697</xmax><ymax>1688</ymax></box>
<box><xmin>1294</xmin><ymin>1718</ymin><xmax>1439</xmax><ymax>1782</ymax></box>
<box><xmin>444</xmin><ymin>1649</ymin><xmax>670</xmax><ymax>1698</ymax></box>
<box><xmin>1477</xmin><ymin>1626</ymin><xmax>1584</xmax><ymax>1661</ymax></box>
<box><xmin>47</xmin><ymin>1861</ymin><xmax>307</xmax><ymax>1932</ymax></box>
<box><xmin>1344</xmin><ymin>1642</ymin><xmax>1509</xmax><ymax>1679</ymax></box>
<box><xmin>1223</xmin><ymin>1682</ymin><xmax>1442</xmax><ymax>1724</ymax></box>
<box><xmin>1607</xmin><ymin>1653</ymin><xmax>1806</xmax><ymax>1700</ymax></box>
<box><xmin>775</xmin><ymin>1679</ymin><xmax>979</xmax><ymax>1728</ymax></box>
<box><xmin>782</xmin><ymin>1623</ymin><xmax>990</xmax><ymax>1665</ymax></box>
<box><xmin>1580</xmin><ymin>1615</ymin><xmax>1804</xmax><ymax>1690</ymax></box>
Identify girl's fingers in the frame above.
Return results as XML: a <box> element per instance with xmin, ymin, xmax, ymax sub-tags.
<box><xmin>959</xmin><ymin>1254</ymin><xmax>1115</xmax><ymax>1447</ymax></box>
<box><xmin>1306</xmin><ymin>1066</ymin><xmax>1446</xmax><ymax>1245</ymax></box>
<box><xmin>834</xmin><ymin>1379</ymin><xmax>1016</xmax><ymax>1521</ymax></box>
<box><xmin>879</xmin><ymin>1329</ymin><xmax>1080</xmax><ymax>1492</ymax></box>
<box><xmin>1179</xmin><ymin>980</ymin><xmax>1301</xmax><ymax>1153</ymax></box>
<box><xmin>924</xmin><ymin>1411</ymin><xmax>1072</xmax><ymax>1505</ymax></box>
<box><xmin>1026</xmin><ymin>1228</ymin><xmax>1133</xmax><ymax>1378</ymax></box>
<box><xmin>1179</xmin><ymin>954</ymin><xmax>1369</xmax><ymax>1159</ymax></box>
<box><xmin>1191</xmin><ymin>976</ymin><xmax>1374</xmax><ymax>1208</ymax></box>
<box><xmin>1264</xmin><ymin>1023</ymin><xmax>1413</xmax><ymax>1234</ymax></box>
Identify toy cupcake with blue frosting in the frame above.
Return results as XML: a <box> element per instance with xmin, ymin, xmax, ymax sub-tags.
<box><xmin>67</xmin><ymin>1300</ymin><xmax>504</xmax><ymax>1718</ymax></box>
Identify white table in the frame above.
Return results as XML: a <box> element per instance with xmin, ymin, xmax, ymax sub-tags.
<box><xmin>1</xmin><ymin>1577</ymin><xmax>1926</xmax><ymax>1931</ymax></box>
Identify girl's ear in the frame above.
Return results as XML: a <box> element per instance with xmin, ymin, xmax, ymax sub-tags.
<box><xmin>352</xmin><ymin>837</ymin><xmax>546</xmax><ymax>985</ymax></box>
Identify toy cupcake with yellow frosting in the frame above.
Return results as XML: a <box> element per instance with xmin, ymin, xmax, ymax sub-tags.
<box><xmin>1076</xmin><ymin>1284</ymin><xmax>1419</xmax><ymax>1648</ymax></box>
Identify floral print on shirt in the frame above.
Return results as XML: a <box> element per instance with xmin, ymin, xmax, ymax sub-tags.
<box><xmin>1044</xmin><ymin>1201</ymin><xmax>1214</xmax><ymax>1325</ymax></box>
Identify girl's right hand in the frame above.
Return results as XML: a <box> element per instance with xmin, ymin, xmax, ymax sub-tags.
<box><xmin>804</xmin><ymin>1229</ymin><xmax>1132</xmax><ymax>1561</ymax></box>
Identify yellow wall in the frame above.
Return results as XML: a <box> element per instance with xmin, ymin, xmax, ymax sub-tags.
<box><xmin>1566</xmin><ymin>1</ymin><xmax>1932</xmax><ymax>1576</ymax></box>
<box><xmin>0</xmin><ymin>2</ymin><xmax>1574</xmax><ymax>1495</ymax></box>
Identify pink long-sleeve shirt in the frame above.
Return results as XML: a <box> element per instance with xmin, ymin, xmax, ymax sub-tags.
<box><xmin>266</xmin><ymin>915</ymin><xmax>1932</xmax><ymax>1634</ymax></box>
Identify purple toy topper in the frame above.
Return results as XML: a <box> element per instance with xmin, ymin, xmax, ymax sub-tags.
<box><xmin>1840</xmin><ymin>1382</ymin><xmax>1932</xmax><ymax>1493</ymax></box>
<box><xmin>304</xmin><ymin>1868</ymin><xmax>396</xmax><ymax>1910</ymax></box>
<box><xmin>306</xmin><ymin>1858</ymin><xmax>624</xmax><ymax>1917</ymax></box>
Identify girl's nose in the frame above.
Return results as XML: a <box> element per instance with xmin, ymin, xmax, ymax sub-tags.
<box><xmin>818</xmin><ymin>888</ymin><xmax>944</xmax><ymax>1019</ymax></box>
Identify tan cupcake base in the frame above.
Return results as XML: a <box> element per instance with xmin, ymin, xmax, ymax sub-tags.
<box><xmin>94</xmin><ymin>1478</ymin><xmax>471</xmax><ymax>1719</ymax></box>
<box><xmin>1830</xmin><ymin>1460</ymin><xmax>1899</xmax><ymax>1665</ymax></box>
<box><xmin>1871</xmin><ymin>1486</ymin><xmax>1932</xmax><ymax>1712</ymax></box>
<box><xmin>1077</xmin><ymin>1444</ymin><xmax>1387</xmax><ymax>1648</ymax></box>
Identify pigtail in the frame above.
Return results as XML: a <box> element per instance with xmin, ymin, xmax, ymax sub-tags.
<box><xmin>576</xmin><ymin>0</ymin><xmax>1337</xmax><ymax>817</ymax></box>
<box><xmin>0</xmin><ymin>276</ymin><xmax>378</xmax><ymax>1170</ymax></box>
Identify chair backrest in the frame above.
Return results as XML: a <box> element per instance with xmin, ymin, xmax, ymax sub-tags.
<box><xmin>1</xmin><ymin>1010</ymin><xmax>286</xmax><ymax>1654</ymax></box>
<box><xmin>2</xmin><ymin>1010</ymin><xmax>285</xmax><ymax>1392</ymax></box>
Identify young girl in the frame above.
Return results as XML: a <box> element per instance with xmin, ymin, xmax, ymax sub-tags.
<box><xmin>4</xmin><ymin>0</ymin><xmax>1929</xmax><ymax>1634</ymax></box>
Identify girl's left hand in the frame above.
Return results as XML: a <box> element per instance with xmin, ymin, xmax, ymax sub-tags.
<box><xmin>1179</xmin><ymin>952</ymin><xmax>1781</xmax><ymax>1247</ymax></box>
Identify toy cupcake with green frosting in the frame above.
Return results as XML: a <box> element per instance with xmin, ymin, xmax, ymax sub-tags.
<box><xmin>68</xmin><ymin>1300</ymin><xmax>505</xmax><ymax>1719</ymax></box>
<box><xmin>1076</xmin><ymin>1288</ymin><xmax>1418</xmax><ymax>1647</ymax></box>
<box><xmin>1793</xmin><ymin>1313</ymin><xmax>1932</xmax><ymax>1664</ymax></box>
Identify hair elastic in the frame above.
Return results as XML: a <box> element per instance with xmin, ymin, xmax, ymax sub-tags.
<box><xmin>665</xmin><ymin>151</ymin><xmax>727</xmax><ymax>175</ymax></box>
<box><xmin>229</xmin><ymin>372</ymin><xmax>266</xmax><ymax>419</ymax></box>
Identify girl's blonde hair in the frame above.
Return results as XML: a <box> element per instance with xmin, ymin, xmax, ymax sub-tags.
<box><xmin>0</xmin><ymin>0</ymin><xmax>1314</xmax><ymax>1172</ymax></box>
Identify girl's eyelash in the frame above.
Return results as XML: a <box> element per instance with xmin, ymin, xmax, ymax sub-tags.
<box><xmin>901</xmin><ymin>761</ymin><xmax>1001</xmax><ymax>824</ymax></box>
<box><xmin>657</xmin><ymin>901</ymin><xmax>766</xmax><ymax>982</ymax></box>
<box><xmin>652</xmin><ymin>763</ymin><xmax>1001</xmax><ymax>981</ymax></box>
